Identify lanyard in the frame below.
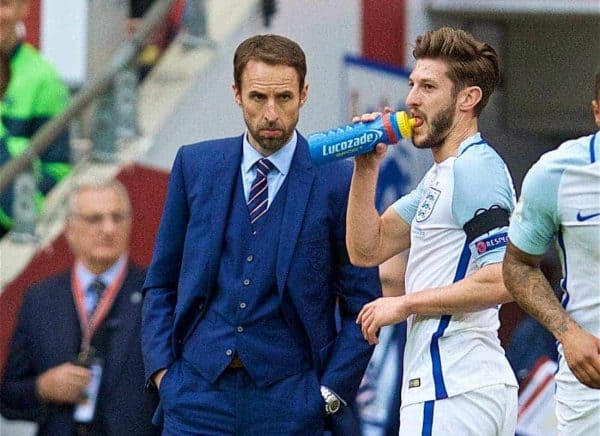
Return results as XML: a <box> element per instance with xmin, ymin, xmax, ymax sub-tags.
<box><xmin>71</xmin><ymin>263</ymin><xmax>128</xmax><ymax>355</ymax></box>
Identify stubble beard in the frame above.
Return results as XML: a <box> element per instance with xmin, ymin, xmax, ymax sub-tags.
<box><xmin>257</xmin><ymin>136</ymin><xmax>287</xmax><ymax>152</ymax></box>
<box><xmin>412</xmin><ymin>98</ymin><xmax>456</xmax><ymax>150</ymax></box>
<box><xmin>251</xmin><ymin>119</ymin><xmax>297</xmax><ymax>154</ymax></box>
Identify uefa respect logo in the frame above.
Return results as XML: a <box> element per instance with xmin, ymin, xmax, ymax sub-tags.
<box><xmin>476</xmin><ymin>233</ymin><xmax>508</xmax><ymax>254</ymax></box>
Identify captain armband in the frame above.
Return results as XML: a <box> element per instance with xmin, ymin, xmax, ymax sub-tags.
<box><xmin>463</xmin><ymin>206</ymin><xmax>510</xmax><ymax>243</ymax></box>
<box><xmin>463</xmin><ymin>206</ymin><xmax>510</xmax><ymax>260</ymax></box>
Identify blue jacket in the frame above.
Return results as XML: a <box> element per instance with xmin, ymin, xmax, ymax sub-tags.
<box><xmin>142</xmin><ymin>133</ymin><xmax>381</xmax><ymax>431</ymax></box>
<box><xmin>0</xmin><ymin>265</ymin><xmax>159</xmax><ymax>436</ymax></box>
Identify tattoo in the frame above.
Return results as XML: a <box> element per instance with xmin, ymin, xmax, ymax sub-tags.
<box><xmin>555</xmin><ymin>322</ymin><xmax>569</xmax><ymax>335</ymax></box>
<box><xmin>503</xmin><ymin>243</ymin><xmax>573</xmax><ymax>340</ymax></box>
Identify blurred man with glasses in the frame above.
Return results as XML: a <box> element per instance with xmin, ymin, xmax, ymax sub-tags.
<box><xmin>0</xmin><ymin>179</ymin><xmax>159</xmax><ymax>436</ymax></box>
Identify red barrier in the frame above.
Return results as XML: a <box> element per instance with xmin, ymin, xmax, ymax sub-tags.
<box><xmin>361</xmin><ymin>0</ymin><xmax>406</xmax><ymax>68</ymax></box>
<box><xmin>23</xmin><ymin>0</ymin><xmax>41</xmax><ymax>48</ymax></box>
<box><xmin>0</xmin><ymin>164</ymin><xmax>169</xmax><ymax>376</ymax></box>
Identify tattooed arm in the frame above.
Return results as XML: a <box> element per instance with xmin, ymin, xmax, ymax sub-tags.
<box><xmin>503</xmin><ymin>241</ymin><xmax>600</xmax><ymax>389</ymax></box>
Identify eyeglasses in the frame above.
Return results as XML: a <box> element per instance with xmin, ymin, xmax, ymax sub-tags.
<box><xmin>73</xmin><ymin>212</ymin><xmax>130</xmax><ymax>226</ymax></box>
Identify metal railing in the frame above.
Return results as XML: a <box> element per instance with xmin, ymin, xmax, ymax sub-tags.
<box><xmin>0</xmin><ymin>0</ymin><xmax>177</xmax><ymax>241</ymax></box>
<box><xmin>0</xmin><ymin>0</ymin><xmax>177</xmax><ymax>193</ymax></box>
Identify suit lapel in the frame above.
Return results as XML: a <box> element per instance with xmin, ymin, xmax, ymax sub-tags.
<box><xmin>276</xmin><ymin>135</ymin><xmax>315</xmax><ymax>295</ymax></box>
<box><xmin>203</xmin><ymin>137</ymin><xmax>243</xmax><ymax>290</ymax></box>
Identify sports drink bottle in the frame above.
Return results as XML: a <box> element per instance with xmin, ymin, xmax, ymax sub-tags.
<box><xmin>308</xmin><ymin>111</ymin><xmax>417</xmax><ymax>165</ymax></box>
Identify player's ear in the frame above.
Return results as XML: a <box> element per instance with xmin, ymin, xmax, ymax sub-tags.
<box><xmin>458</xmin><ymin>86</ymin><xmax>482</xmax><ymax>113</ymax></box>
<box><xmin>232</xmin><ymin>83</ymin><xmax>242</xmax><ymax>106</ymax></box>
<box><xmin>299</xmin><ymin>83</ymin><xmax>308</xmax><ymax>107</ymax></box>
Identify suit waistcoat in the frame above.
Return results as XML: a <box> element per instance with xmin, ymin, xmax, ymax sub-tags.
<box><xmin>182</xmin><ymin>170</ymin><xmax>311</xmax><ymax>385</ymax></box>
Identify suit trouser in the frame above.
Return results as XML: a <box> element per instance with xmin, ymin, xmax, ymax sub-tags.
<box><xmin>160</xmin><ymin>358</ymin><xmax>325</xmax><ymax>435</ymax></box>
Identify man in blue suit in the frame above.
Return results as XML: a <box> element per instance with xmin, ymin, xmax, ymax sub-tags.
<box><xmin>142</xmin><ymin>34</ymin><xmax>381</xmax><ymax>435</ymax></box>
<box><xmin>0</xmin><ymin>179</ymin><xmax>159</xmax><ymax>436</ymax></box>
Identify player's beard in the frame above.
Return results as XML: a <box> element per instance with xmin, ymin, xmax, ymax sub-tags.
<box><xmin>413</xmin><ymin>96</ymin><xmax>456</xmax><ymax>150</ymax></box>
<box><xmin>250</xmin><ymin>119</ymin><xmax>296</xmax><ymax>153</ymax></box>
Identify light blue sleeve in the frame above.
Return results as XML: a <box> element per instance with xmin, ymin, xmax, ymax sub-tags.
<box><xmin>508</xmin><ymin>159</ymin><xmax>560</xmax><ymax>256</ymax></box>
<box><xmin>391</xmin><ymin>178</ymin><xmax>425</xmax><ymax>224</ymax></box>
<box><xmin>453</xmin><ymin>145</ymin><xmax>516</xmax><ymax>267</ymax></box>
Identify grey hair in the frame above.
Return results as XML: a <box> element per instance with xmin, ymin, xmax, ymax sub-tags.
<box><xmin>65</xmin><ymin>178</ymin><xmax>132</xmax><ymax>219</ymax></box>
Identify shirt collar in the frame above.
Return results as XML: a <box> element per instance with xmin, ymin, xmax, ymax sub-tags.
<box><xmin>241</xmin><ymin>130</ymin><xmax>297</xmax><ymax>176</ymax></box>
<box><xmin>457</xmin><ymin>132</ymin><xmax>484</xmax><ymax>156</ymax></box>
<box><xmin>76</xmin><ymin>255</ymin><xmax>128</xmax><ymax>291</ymax></box>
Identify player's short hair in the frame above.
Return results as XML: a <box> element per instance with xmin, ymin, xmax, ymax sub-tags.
<box><xmin>594</xmin><ymin>71</ymin><xmax>600</xmax><ymax>102</ymax></box>
<box><xmin>233</xmin><ymin>34</ymin><xmax>307</xmax><ymax>91</ymax></box>
<box><xmin>412</xmin><ymin>27</ymin><xmax>500</xmax><ymax>116</ymax></box>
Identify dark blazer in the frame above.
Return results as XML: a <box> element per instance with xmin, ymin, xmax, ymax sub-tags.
<box><xmin>142</xmin><ymin>134</ymin><xmax>381</xmax><ymax>431</ymax></box>
<box><xmin>0</xmin><ymin>264</ymin><xmax>159</xmax><ymax>436</ymax></box>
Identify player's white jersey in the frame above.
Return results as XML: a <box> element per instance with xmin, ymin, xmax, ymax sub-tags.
<box><xmin>393</xmin><ymin>133</ymin><xmax>518</xmax><ymax>407</ymax></box>
<box><xmin>509</xmin><ymin>131</ymin><xmax>600</xmax><ymax>402</ymax></box>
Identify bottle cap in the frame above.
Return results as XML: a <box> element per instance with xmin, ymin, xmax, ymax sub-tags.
<box><xmin>395</xmin><ymin>111</ymin><xmax>415</xmax><ymax>140</ymax></box>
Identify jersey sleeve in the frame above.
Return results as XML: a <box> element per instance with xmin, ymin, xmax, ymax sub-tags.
<box><xmin>508</xmin><ymin>159</ymin><xmax>560</xmax><ymax>256</ymax></box>
<box><xmin>453</xmin><ymin>146</ymin><xmax>516</xmax><ymax>267</ymax></box>
<box><xmin>391</xmin><ymin>178</ymin><xmax>425</xmax><ymax>223</ymax></box>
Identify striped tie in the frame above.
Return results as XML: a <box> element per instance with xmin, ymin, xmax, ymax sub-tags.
<box><xmin>247</xmin><ymin>158</ymin><xmax>274</xmax><ymax>224</ymax></box>
<box><xmin>88</xmin><ymin>277</ymin><xmax>106</xmax><ymax>315</ymax></box>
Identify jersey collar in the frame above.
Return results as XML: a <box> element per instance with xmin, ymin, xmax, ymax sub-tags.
<box><xmin>457</xmin><ymin>132</ymin><xmax>486</xmax><ymax>157</ymax></box>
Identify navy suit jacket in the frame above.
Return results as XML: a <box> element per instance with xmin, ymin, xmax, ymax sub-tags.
<box><xmin>142</xmin><ymin>134</ymin><xmax>381</xmax><ymax>427</ymax></box>
<box><xmin>0</xmin><ymin>264</ymin><xmax>159</xmax><ymax>436</ymax></box>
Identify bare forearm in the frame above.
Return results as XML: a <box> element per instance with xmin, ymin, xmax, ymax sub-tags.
<box><xmin>357</xmin><ymin>265</ymin><xmax>510</xmax><ymax>345</ymax></box>
<box><xmin>406</xmin><ymin>263</ymin><xmax>512</xmax><ymax>316</ymax></box>
<box><xmin>503</xmin><ymin>250</ymin><xmax>574</xmax><ymax>341</ymax></box>
<box><xmin>379</xmin><ymin>254</ymin><xmax>407</xmax><ymax>297</ymax></box>
<box><xmin>346</xmin><ymin>164</ymin><xmax>385</xmax><ymax>265</ymax></box>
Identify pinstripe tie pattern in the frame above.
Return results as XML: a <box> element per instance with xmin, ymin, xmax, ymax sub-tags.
<box><xmin>88</xmin><ymin>277</ymin><xmax>106</xmax><ymax>315</ymax></box>
<box><xmin>247</xmin><ymin>158</ymin><xmax>275</xmax><ymax>224</ymax></box>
